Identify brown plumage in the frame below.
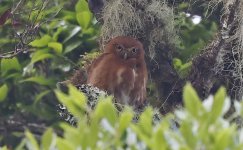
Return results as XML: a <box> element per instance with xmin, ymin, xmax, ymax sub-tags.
<box><xmin>87</xmin><ymin>36</ymin><xmax>148</xmax><ymax>106</ymax></box>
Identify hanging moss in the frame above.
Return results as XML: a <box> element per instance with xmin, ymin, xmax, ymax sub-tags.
<box><xmin>100</xmin><ymin>0</ymin><xmax>177</xmax><ymax>58</ymax></box>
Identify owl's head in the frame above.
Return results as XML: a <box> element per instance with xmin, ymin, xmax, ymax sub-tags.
<box><xmin>104</xmin><ymin>36</ymin><xmax>145</xmax><ymax>60</ymax></box>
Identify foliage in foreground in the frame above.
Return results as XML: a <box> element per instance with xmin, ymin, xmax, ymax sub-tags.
<box><xmin>1</xmin><ymin>83</ymin><xmax>243</xmax><ymax>150</ymax></box>
<box><xmin>0</xmin><ymin>0</ymin><xmax>99</xmax><ymax>117</ymax></box>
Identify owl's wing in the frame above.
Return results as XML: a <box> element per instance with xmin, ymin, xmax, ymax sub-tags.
<box><xmin>87</xmin><ymin>53</ymin><xmax>117</xmax><ymax>90</ymax></box>
<box><xmin>87</xmin><ymin>53</ymin><xmax>111</xmax><ymax>75</ymax></box>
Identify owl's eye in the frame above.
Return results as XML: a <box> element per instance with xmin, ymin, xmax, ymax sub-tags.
<box><xmin>116</xmin><ymin>44</ymin><xmax>123</xmax><ymax>51</ymax></box>
<box><xmin>132</xmin><ymin>48</ymin><xmax>138</xmax><ymax>53</ymax></box>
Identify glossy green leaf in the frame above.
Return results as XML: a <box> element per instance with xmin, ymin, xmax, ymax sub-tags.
<box><xmin>3</xmin><ymin>72</ymin><xmax>21</xmax><ymax>80</ymax></box>
<box><xmin>60</xmin><ymin>123</ymin><xmax>84</xmax><ymax>147</ymax></box>
<box><xmin>118</xmin><ymin>108</ymin><xmax>133</xmax><ymax>134</ymax></box>
<box><xmin>1</xmin><ymin>57</ymin><xmax>21</xmax><ymax>73</ymax></box>
<box><xmin>139</xmin><ymin>107</ymin><xmax>153</xmax><ymax>136</ymax></box>
<box><xmin>41</xmin><ymin>128</ymin><xmax>54</xmax><ymax>150</ymax></box>
<box><xmin>34</xmin><ymin>90</ymin><xmax>51</xmax><ymax>104</ymax></box>
<box><xmin>63</xmin><ymin>26</ymin><xmax>81</xmax><ymax>43</ymax></box>
<box><xmin>214</xmin><ymin>126</ymin><xmax>235</xmax><ymax>150</ymax></box>
<box><xmin>29</xmin><ymin>35</ymin><xmax>52</xmax><ymax>48</ymax></box>
<box><xmin>82</xmin><ymin>27</ymin><xmax>95</xmax><ymax>35</ymax></box>
<box><xmin>62</xmin><ymin>10</ymin><xmax>76</xmax><ymax>21</ymax></box>
<box><xmin>173</xmin><ymin>58</ymin><xmax>182</xmax><ymax>70</ymax></box>
<box><xmin>56</xmin><ymin>138</ymin><xmax>75</xmax><ymax>150</ymax></box>
<box><xmin>68</xmin><ymin>84</ymin><xmax>87</xmax><ymax>109</ymax></box>
<box><xmin>180</xmin><ymin>121</ymin><xmax>197</xmax><ymax>148</ymax></box>
<box><xmin>179</xmin><ymin>61</ymin><xmax>192</xmax><ymax>78</ymax></box>
<box><xmin>30</xmin><ymin>50</ymin><xmax>54</xmax><ymax>64</ymax></box>
<box><xmin>153</xmin><ymin>127</ymin><xmax>168</xmax><ymax>150</ymax></box>
<box><xmin>55</xmin><ymin>90</ymin><xmax>83</xmax><ymax>117</ymax></box>
<box><xmin>53</xmin><ymin>27</ymin><xmax>64</xmax><ymax>41</ymax></box>
<box><xmin>25</xmin><ymin>130</ymin><xmax>40</xmax><ymax>150</ymax></box>
<box><xmin>0</xmin><ymin>84</ymin><xmax>8</xmax><ymax>102</ymax></box>
<box><xmin>48</xmin><ymin>42</ymin><xmax>63</xmax><ymax>54</ymax></box>
<box><xmin>64</xmin><ymin>40</ymin><xmax>82</xmax><ymax>54</ymax></box>
<box><xmin>55</xmin><ymin>90</ymin><xmax>71</xmax><ymax>106</ymax></box>
<box><xmin>76</xmin><ymin>11</ymin><xmax>92</xmax><ymax>29</ymax></box>
<box><xmin>183</xmin><ymin>83</ymin><xmax>204</xmax><ymax>118</ymax></box>
<box><xmin>0</xmin><ymin>146</ymin><xmax>8</xmax><ymax>150</ymax></box>
<box><xmin>210</xmin><ymin>87</ymin><xmax>226</xmax><ymax>122</ymax></box>
<box><xmin>75</xmin><ymin>0</ymin><xmax>89</xmax><ymax>12</ymax></box>
<box><xmin>94</xmin><ymin>97</ymin><xmax>118</xmax><ymax>125</ymax></box>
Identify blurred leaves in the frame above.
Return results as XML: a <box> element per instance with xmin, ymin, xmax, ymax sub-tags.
<box><xmin>173</xmin><ymin>5</ymin><xmax>218</xmax><ymax>78</ymax></box>
<box><xmin>0</xmin><ymin>0</ymin><xmax>99</xmax><ymax>147</ymax></box>
<box><xmin>15</xmin><ymin>84</ymin><xmax>243</xmax><ymax>150</ymax></box>
<box><xmin>48</xmin><ymin>42</ymin><xmax>63</xmax><ymax>54</ymax></box>
<box><xmin>174</xmin><ymin>7</ymin><xmax>218</xmax><ymax>63</ymax></box>
<box><xmin>29</xmin><ymin>35</ymin><xmax>53</xmax><ymax>48</ymax></box>
<box><xmin>0</xmin><ymin>84</ymin><xmax>8</xmax><ymax>102</ymax></box>
<box><xmin>1</xmin><ymin>58</ymin><xmax>21</xmax><ymax>74</ymax></box>
<box><xmin>76</xmin><ymin>12</ymin><xmax>93</xmax><ymax>29</ymax></box>
<box><xmin>19</xmin><ymin>76</ymin><xmax>55</xmax><ymax>86</ymax></box>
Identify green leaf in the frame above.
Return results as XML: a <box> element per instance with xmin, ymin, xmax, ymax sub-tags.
<box><xmin>0</xmin><ymin>84</ymin><xmax>8</xmax><ymax>102</ymax></box>
<box><xmin>118</xmin><ymin>108</ymin><xmax>133</xmax><ymax>134</ymax></box>
<box><xmin>3</xmin><ymin>72</ymin><xmax>21</xmax><ymax>80</ymax></box>
<box><xmin>60</xmin><ymin>123</ymin><xmax>84</xmax><ymax>147</ymax></box>
<box><xmin>139</xmin><ymin>107</ymin><xmax>153</xmax><ymax>136</ymax></box>
<box><xmin>56</xmin><ymin>138</ymin><xmax>75</xmax><ymax>150</ymax></box>
<box><xmin>82</xmin><ymin>27</ymin><xmax>95</xmax><ymax>35</ymax></box>
<box><xmin>173</xmin><ymin>58</ymin><xmax>182</xmax><ymax>70</ymax></box>
<box><xmin>25</xmin><ymin>130</ymin><xmax>40</xmax><ymax>150</ymax></box>
<box><xmin>53</xmin><ymin>27</ymin><xmax>64</xmax><ymax>41</ymax></box>
<box><xmin>48</xmin><ymin>42</ymin><xmax>63</xmax><ymax>54</ymax></box>
<box><xmin>1</xmin><ymin>57</ymin><xmax>21</xmax><ymax>73</ymax></box>
<box><xmin>20</xmin><ymin>76</ymin><xmax>54</xmax><ymax>86</ymax></box>
<box><xmin>76</xmin><ymin>11</ymin><xmax>92</xmax><ymax>29</ymax></box>
<box><xmin>180</xmin><ymin>121</ymin><xmax>197</xmax><ymax>148</ymax></box>
<box><xmin>183</xmin><ymin>83</ymin><xmax>204</xmax><ymax>118</ymax></box>
<box><xmin>61</xmin><ymin>10</ymin><xmax>76</xmax><ymax>22</ymax></box>
<box><xmin>55</xmin><ymin>90</ymin><xmax>71</xmax><ymax>107</ymax></box>
<box><xmin>34</xmin><ymin>90</ymin><xmax>51</xmax><ymax>104</ymax></box>
<box><xmin>153</xmin><ymin>126</ymin><xmax>168</xmax><ymax>150</ymax></box>
<box><xmin>75</xmin><ymin>0</ymin><xmax>89</xmax><ymax>12</ymax></box>
<box><xmin>41</xmin><ymin>128</ymin><xmax>54</xmax><ymax>150</ymax></box>
<box><xmin>68</xmin><ymin>84</ymin><xmax>87</xmax><ymax>109</ymax></box>
<box><xmin>30</xmin><ymin>50</ymin><xmax>54</xmax><ymax>64</ymax></box>
<box><xmin>214</xmin><ymin>126</ymin><xmax>235</xmax><ymax>150</ymax></box>
<box><xmin>55</xmin><ymin>85</ymin><xmax>87</xmax><ymax>118</ymax></box>
<box><xmin>0</xmin><ymin>146</ymin><xmax>8</xmax><ymax>150</ymax></box>
<box><xmin>94</xmin><ymin>97</ymin><xmax>118</xmax><ymax>125</ymax></box>
<box><xmin>15</xmin><ymin>138</ymin><xmax>27</xmax><ymax>150</ymax></box>
<box><xmin>64</xmin><ymin>40</ymin><xmax>82</xmax><ymax>54</ymax></box>
<box><xmin>29</xmin><ymin>35</ymin><xmax>52</xmax><ymax>48</ymax></box>
<box><xmin>210</xmin><ymin>87</ymin><xmax>226</xmax><ymax>122</ymax></box>
<box><xmin>63</xmin><ymin>26</ymin><xmax>81</xmax><ymax>43</ymax></box>
<box><xmin>178</xmin><ymin>61</ymin><xmax>192</xmax><ymax>78</ymax></box>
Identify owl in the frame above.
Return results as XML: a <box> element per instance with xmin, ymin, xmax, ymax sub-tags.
<box><xmin>87</xmin><ymin>36</ymin><xmax>148</xmax><ymax>107</ymax></box>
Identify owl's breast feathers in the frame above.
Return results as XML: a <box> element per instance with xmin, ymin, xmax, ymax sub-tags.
<box><xmin>87</xmin><ymin>53</ymin><xmax>136</xmax><ymax>90</ymax></box>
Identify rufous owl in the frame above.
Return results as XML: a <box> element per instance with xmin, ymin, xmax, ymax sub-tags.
<box><xmin>87</xmin><ymin>36</ymin><xmax>148</xmax><ymax>106</ymax></box>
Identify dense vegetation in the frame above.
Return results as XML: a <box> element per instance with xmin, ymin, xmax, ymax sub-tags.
<box><xmin>1</xmin><ymin>0</ymin><xmax>241</xmax><ymax>149</ymax></box>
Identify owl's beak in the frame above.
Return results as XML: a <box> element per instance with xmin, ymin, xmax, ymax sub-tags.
<box><xmin>123</xmin><ymin>53</ymin><xmax>128</xmax><ymax>59</ymax></box>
